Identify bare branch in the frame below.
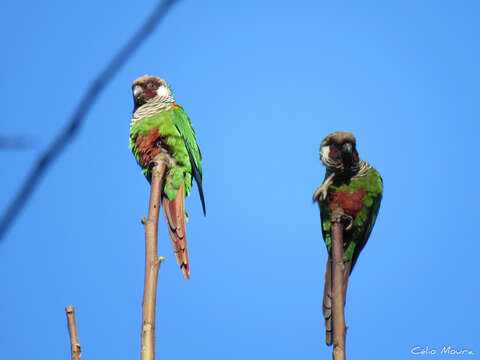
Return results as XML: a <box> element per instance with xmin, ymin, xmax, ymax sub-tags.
<box><xmin>141</xmin><ymin>153</ymin><xmax>167</xmax><ymax>360</ymax></box>
<box><xmin>65</xmin><ymin>306</ymin><xmax>82</xmax><ymax>360</ymax></box>
<box><xmin>0</xmin><ymin>0</ymin><xmax>180</xmax><ymax>241</ymax></box>
<box><xmin>330</xmin><ymin>209</ymin><xmax>346</xmax><ymax>360</ymax></box>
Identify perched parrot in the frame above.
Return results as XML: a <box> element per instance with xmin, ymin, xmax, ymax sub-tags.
<box><xmin>312</xmin><ymin>131</ymin><xmax>382</xmax><ymax>345</ymax></box>
<box><xmin>129</xmin><ymin>75</ymin><xmax>205</xmax><ymax>280</ymax></box>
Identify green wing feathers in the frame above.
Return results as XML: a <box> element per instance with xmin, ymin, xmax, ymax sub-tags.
<box><xmin>129</xmin><ymin>105</ymin><xmax>205</xmax><ymax>214</ymax></box>
<box><xmin>320</xmin><ymin>167</ymin><xmax>383</xmax><ymax>273</ymax></box>
<box><xmin>350</xmin><ymin>173</ymin><xmax>382</xmax><ymax>268</ymax></box>
<box><xmin>173</xmin><ymin>106</ymin><xmax>206</xmax><ymax>215</ymax></box>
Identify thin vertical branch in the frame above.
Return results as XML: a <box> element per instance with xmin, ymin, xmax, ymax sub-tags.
<box><xmin>141</xmin><ymin>153</ymin><xmax>167</xmax><ymax>360</ymax></box>
<box><xmin>330</xmin><ymin>209</ymin><xmax>346</xmax><ymax>360</ymax></box>
<box><xmin>65</xmin><ymin>305</ymin><xmax>82</xmax><ymax>360</ymax></box>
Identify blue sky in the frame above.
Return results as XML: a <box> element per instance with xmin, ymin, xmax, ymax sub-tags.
<box><xmin>1</xmin><ymin>1</ymin><xmax>479</xmax><ymax>359</ymax></box>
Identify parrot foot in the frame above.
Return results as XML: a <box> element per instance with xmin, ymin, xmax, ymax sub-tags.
<box><xmin>313</xmin><ymin>173</ymin><xmax>335</xmax><ymax>202</ymax></box>
<box><xmin>313</xmin><ymin>184</ymin><xmax>329</xmax><ymax>202</ymax></box>
<box><xmin>341</xmin><ymin>214</ymin><xmax>354</xmax><ymax>231</ymax></box>
<box><xmin>330</xmin><ymin>209</ymin><xmax>353</xmax><ymax>231</ymax></box>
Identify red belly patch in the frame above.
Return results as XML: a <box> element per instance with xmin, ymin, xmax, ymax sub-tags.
<box><xmin>135</xmin><ymin>128</ymin><xmax>162</xmax><ymax>168</ymax></box>
<box><xmin>329</xmin><ymin>189</ymin><xmax>366</xmax><ymax>216</ymax></box>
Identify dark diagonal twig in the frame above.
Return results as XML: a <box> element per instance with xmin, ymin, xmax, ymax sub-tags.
<box><xmin>0</xmin><ymin>0</ymin><xmax>180</xmax><ymax>241</ymax></box>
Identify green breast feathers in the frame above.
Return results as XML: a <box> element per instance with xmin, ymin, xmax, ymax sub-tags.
<box><xmin>320</xmin><ymin>166</ymin><xmax>383</xmax><ymax>269</ymax></box>
<box><xmin>129</xmin><ymin>105</ymin><xmax>204</xmax><ymax>211</ymax></box>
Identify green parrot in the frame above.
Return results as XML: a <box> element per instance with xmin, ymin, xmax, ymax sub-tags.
<box><xmin>129</xmin><ymin>75</ymin><xmax>205</xmax><ymax>280</ymax></box>
<box><xmin>312</xmin><ymin>131</ymin><xmax>382</xmax><ymax>345</ymax></box>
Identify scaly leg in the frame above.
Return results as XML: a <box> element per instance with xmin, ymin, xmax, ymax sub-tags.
<box><xmin>313</xmin><ymin>173</ymin><xmax>335</xmax><ymax>202</ymax></box>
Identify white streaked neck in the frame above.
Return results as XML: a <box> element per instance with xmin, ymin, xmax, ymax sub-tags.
<box><xmin>130</xmin><ymin>95</ymin><xmax>175</xmax><ymax>127</ymax></box>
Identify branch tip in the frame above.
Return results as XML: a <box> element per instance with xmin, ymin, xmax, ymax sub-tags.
<box><xmin>330</xmin><ymin>208</ymin><xmax>345</xmax><ymax>223</ymax></box>
<box><xmin>65</xmin><ymin>305</ymin><xmax>82</xmax><ymax>360</ymax></box>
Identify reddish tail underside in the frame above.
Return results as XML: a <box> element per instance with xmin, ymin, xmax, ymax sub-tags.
<box><xmin>162</xmin><ymin>185</ymin><xmax>190</xmax><ymax>280</ymax></box>
<box><xmin>323</xmin><ymin>256</ymin><xmax>351</xmax><ymax>346</ymax></box>
<box><xmin>323</xmin><ymin>257</ymin><xmax>333</xmax><ymax>345</ymax></box>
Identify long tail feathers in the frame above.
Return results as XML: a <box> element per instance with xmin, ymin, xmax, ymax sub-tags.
<box><xmin>162</xmin><ymin>185</ymin><xmax>190</xmax><ymax>280</ymax></box>
<box><xmin>323</xmin><ymin>257</ymin><xmax>333</xmax><ymax>346</ymax></box>
<box><xmin>323</xmin><ymin>257</ymin><xmax>352</xmax><ymax>346</ymax></box>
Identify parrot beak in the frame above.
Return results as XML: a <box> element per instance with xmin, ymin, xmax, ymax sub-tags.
<box><xmin>133</xmin><ymin>85</ymin><xmax>143</xmax><ymax>100</ymax></box>
<box><xmin>341</xmin><ymin>142</ymin><xmax>354</xmax><ymax>166</ymax></box>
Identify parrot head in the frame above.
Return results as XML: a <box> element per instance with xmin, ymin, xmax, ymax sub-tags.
<box><xmin>320</xmin><ymin>131</ymin><xmax>360</xmax><ymax>173</ymax></box>
<box><xmin>132</xmin><ymin>75</ymin><xmax>172</xmax><ymax>110</ymax></box>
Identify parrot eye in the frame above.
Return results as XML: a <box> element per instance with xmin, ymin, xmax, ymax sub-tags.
<box><xmin>147</xmin><ymin>83</ymin><xmax>156</xmax><ymax>89</ymax></box>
